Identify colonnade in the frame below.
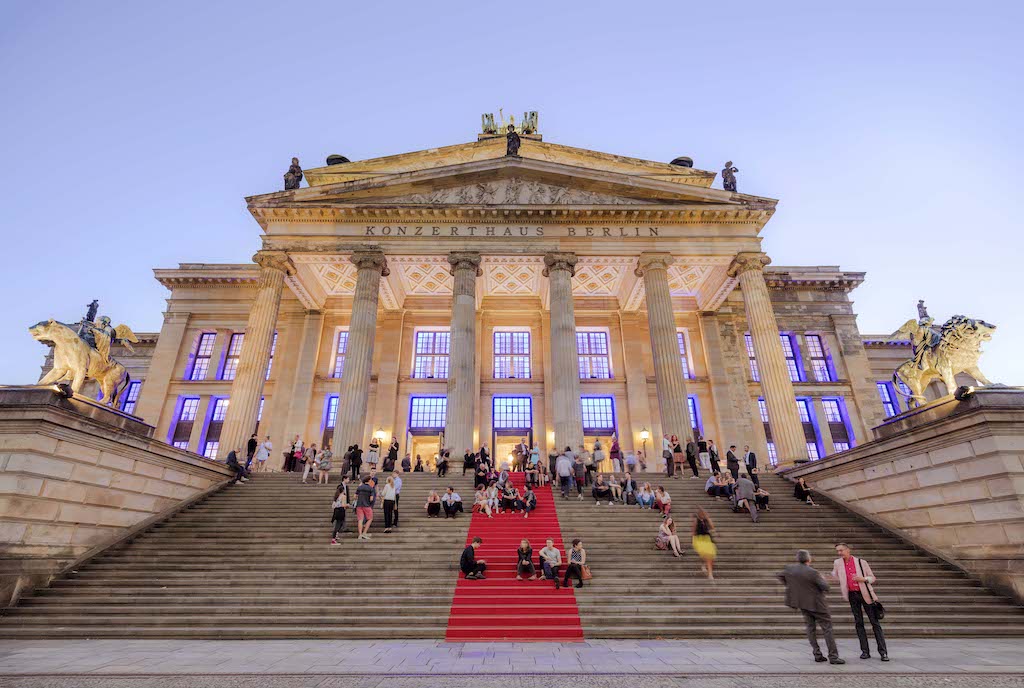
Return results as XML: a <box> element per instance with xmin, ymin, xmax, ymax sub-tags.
<box><xmin>218</xmin><ymin>249</ymin><xmax>808</xmax><ymax>467</ymax></box>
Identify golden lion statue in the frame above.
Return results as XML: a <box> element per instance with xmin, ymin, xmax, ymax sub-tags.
<box><xmin>30</xmin><ymin>319</ymin><xmax>135</xmax><ymax>407</ymax></box>
<box><xmin>890</xmin><ymin>314</ymin><xmax>996</xmax><ymax>408</ymax></box>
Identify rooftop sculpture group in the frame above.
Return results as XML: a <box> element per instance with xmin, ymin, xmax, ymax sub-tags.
<box><xmin>891</xmin><ymin>300</ymin><xmax>996</xmax><ymax>408</ymax></box>
<box><xmin>29</xmin><ymin>300</ymin><xmax>139</xmax><ymax>408</ymax></box>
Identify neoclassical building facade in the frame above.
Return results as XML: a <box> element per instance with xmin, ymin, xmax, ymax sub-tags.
<box><xmin>79</xmin><ymin>130</ymin><xmax>933</xmax><ymax>469</ymax></box>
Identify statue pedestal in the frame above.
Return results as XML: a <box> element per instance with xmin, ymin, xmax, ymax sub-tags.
<box><xmin>0</xmin><ymin>386</ymin><xmax>233</xmax><ymax>607</ymax></box>
<box><xmin>784</xmin><ymin>386</ymin><xmax>1024</xmax><ymax>602</ymax></box>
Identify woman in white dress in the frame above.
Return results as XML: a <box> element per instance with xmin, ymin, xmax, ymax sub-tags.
<box><xmin>366</xmin><ymin>436</ymin><xmax>380</xmax><ymax>469</ymax></box>
<box><xmin>253</xmin><ymin>436</ymin><xmax>272</xmax><ymax>472</ymax></box>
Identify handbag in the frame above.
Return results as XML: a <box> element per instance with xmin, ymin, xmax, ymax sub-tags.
<box><xmin>581</xmin><ymin>565</ymin><xmax>593</xmax><ymax>580</ymax></box>
<box><xmin>856</xmin><ymin>557</ymin><xmax>885</xmax><ymax>619</ymax></box>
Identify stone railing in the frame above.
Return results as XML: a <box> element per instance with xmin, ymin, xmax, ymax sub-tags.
<box><xmin>0</xmin><ymin>386</ymin><xmax>233</xmax><ymax>607</ymax></box>
<box><xmin>783</xmin><ymin>387</ymin><xmax>1024</xmax><ymax>602</ymax></box>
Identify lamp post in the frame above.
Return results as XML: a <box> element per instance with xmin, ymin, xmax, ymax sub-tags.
<box><xmin>374</xmin><ymin>426</ymin><xmax>385</xmax><ymax>442</ymax></box>
<box><xmin>640</xmin><ymin>427</ymin><xmax>649</xmax><ymax>465</ymax></box>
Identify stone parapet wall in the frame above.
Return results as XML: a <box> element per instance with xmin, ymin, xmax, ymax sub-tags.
<box><xmin>0</xmin><ymin>387</ymin><xmax>233</xmax><ymax>606</ymax></box>
<box><xmin>784</xmin><ymin>387</ymin><xmax>1024</xmax><ymax>602</ymax></box>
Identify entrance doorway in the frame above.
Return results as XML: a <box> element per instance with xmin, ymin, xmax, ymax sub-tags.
<box><xmin>492</xmin><ymin>430</ymin><xmax>533</xmax><ymax>471</ymax></box>
<box><xmin>407</xmin><ymin>433</ymin><xmax>442</xmax><ymax>472</ymax></box>
<box><xmin>491</xmin><ymin>396</ymin><xmax>533</xmax><ymax>471</ymax></box>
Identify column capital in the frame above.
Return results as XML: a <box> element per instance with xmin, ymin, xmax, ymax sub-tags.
<box><xmin>728</xmin><ymin>252</ymin><xmax>771</xmax><ymax>278</ymax></box>
<box><xmin>543</xmin><ymin>252</ymin><xmax>578</xmax><ymax>277</ymax></box>
<box><xmin>253</xmin><ymin>251</ymin><xmax>296</xmax><ymax>276</ymax></box>
<box><xmin>634</xmin><ymin>252</ymin><xmax>675</xmax><ymax>277</ymax></box>
<box><xmin>349</xmin><ymin>250</ymin><xmax>390</xmax><ymax>277</ymax></box>
<box><xmin>448</xmin><ymin>251</ymin><xmax>483</xmax><ymax>276</ymax></box>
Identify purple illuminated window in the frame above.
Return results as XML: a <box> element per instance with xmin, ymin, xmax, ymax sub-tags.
<box><xmin>688</xmin><ymin>395</ymin><xmax>702</xmax><ymax>434</ymax></box>
<box><xmin>332</xmin><ymin>331</ymin><xmax>349</xmax><ymax>378</ymax></box>
<box><xmin>188</xmin><ymin>333</ymin><xmax>216</xmax><ymax>381</ymax></box>
<box><xmin>780</xmin><ymin>334</ymin><xmax>803</xmax><ymax>382</ymax></box>
<box><xmin>493</xmin><ymin>396</ymin><xmax>532</xmax><ymax>429</ymax></box>
<box><xmin>120</xmin><ymin>381</ymin><xmax>142</xmax><ymax>414</ymax></box>
<box><xmin>412</xmin><ymin>332</ymin><xmax>450</xmax><ymax>379</ymax></box>
<box><xmin>797</xmin><ymin>398</ymin><xmax>822</xmax><ymax>459</ymax></box>
<box><xmin>409</xmin><ymin>396</ymin><xmax>447</xmax><ymax>430</ymax></box>
<box><xmin>823</xmin><ymin>396</ymin><xmax>854</xmax><ymax>451</ymax></box>
<box><xmin>581</xmin><ymin>396</ymin><xmax>615</xmax><ymax>433</ymax></box>
<box><xmin>806</xmin><ymin>442</ymin><xmax>820</xmax><ymax>460</ymax></box>
<box><xmin>805</xmin><ymin>334</ymin><xmax>833</xmax><ymax>382</ymax></box>
<box><xmin>169</xmin><ymin>396</ymin><xmax>201</xmax><ymax>448</ymax></box>
<box><xmin>577</xmin><ymin>332</ymin><xmax>611</xmax><ymax>379</ymax></box>
<box><xmin>877</xmin><ymin>382</ymin><xmax>899</xmax><ymax>418</ymax></box>
<box><xmin>202</xmin><ymin>397</ymin><xmax>230</xmax><ymax>460</ymax></box>
<box><xmin>833</xmin><ymin>441</ymin><xmax>850</xmax><ymax>452</ymax></box>
<box><xmin>494</xmin><ymin>331</ymin><xmax>531</xmax><ymax>379</ymax></box>
<box><xmin>766</xmin><ymin>442</ymin><xmax>778</xmax><ymax>464</ymax></box>
<box><xmin>325</xmin><ymin>395</ymin><xmax>339</xmax><ymax>429</ymax></box>
<box><xmin>745</xmin><ymin>334</ymin><xmax>760</xmax><ymax>382</ymax></box>
<box><xmin>221</xmin><ymin>333</ymin><xmax>244</xmax><ymax>380</ymax></box>
<box><xmin>677</xmin><ymin>331</ymin><xmax>693</xmax><ymax>379</ymax></box>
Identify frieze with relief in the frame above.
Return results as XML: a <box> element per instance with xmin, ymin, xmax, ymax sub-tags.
<box><xmin>378</xmin><ymin>178</ymin><xmax>655</xmax><ymax>206</ymax></box>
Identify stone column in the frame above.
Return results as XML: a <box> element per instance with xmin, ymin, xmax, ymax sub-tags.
<box><xmin>728</xmin><ymin>252</ymin><xmax>806</xmax><ymax>466</ymax></box>
<box><xmin>334</xmin><ymin>251</ymin><xmax>388</xmax><ymax>453</ymax></box>
<box><xmin>445</xmin><ymin>252</ymin><xmax>481</xmax><ymax>455</ymax></box>
<box><xmin>218</xmin><ymin>252</ymin><xmax>293</xmax><ymax>456</ymax></box>
<box><xmin>544</xmin><ymin>253</ymin><xmax>584</xmax><ymax>452</ymax></box>
<box><xmin>636</xmin><ymin>253</ymin><xmax>693</xmax><ymax>444</ymax></box>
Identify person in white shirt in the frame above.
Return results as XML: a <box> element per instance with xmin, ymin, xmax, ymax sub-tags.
<box><xmin>253</xmin><ymin>436</ymin><xmax>272</xmax><ymax>473</ymax></box>
<box><xmin>539</xmin><ymin>538</ymin><xmax>564</xmax><ymax>589</ymax></box>
<box><xmin>391</xmin><ymin>472</ymin><xmax>403</xmax><ymax>528</ymax></box>
<box><xmin>380</xmin><ymin>476</ymin><xmax>398</xmax><ymax>533</ymax></box>
<box><xmin>662</xmin><ymin>434</ymin><xmax>673</xmax><ymax>477</ymax></box>
<box><xmin>441</xmin><ymin>487</ymin><xmax>463</xmax><ymax>518</ymax></box>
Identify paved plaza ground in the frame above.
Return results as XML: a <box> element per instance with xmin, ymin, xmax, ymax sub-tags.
<box><xmin>1</xmin><ymin>638</ymin><xmax>1023</xmax><ymax>687</ymax></box>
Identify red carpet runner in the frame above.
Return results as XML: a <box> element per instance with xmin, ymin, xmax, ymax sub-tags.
<box><xmin>445</xmin><ymin>473</ymin><xmax>585</xmax><ymax>641</ymax></box>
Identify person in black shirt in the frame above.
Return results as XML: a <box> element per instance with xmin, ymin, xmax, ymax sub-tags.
<box><xmin>460</xmin><ymin>536</ymin><xmax>487</xmax><ymax>579</ymax></box>
<box><xmin>246</xmin><ymin>433</ymin><xmax>259</xmax><ymax>468</ymax></box>
<box><xmin>463</xmin><ymin>449</ymin><xmax>476</xmax><ymax>475</ymax></box>
<box><xmin>349</xmin><ymin>444</ymin><xmax>363</xmax><ymax>481</ymax></box>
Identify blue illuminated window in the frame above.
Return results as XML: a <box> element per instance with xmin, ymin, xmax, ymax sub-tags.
<box><xmin>120</xmin><ymin>380</ymin><xmax>142</xmax><ymax>414</ymax></box>
<box><xmin>180</xmin><ymin>397</ymin><xmax>200</xmax><ymax>421</ymax></box>
<box><xmin>265</xmin><ymin>332</ymin><xmax>277</xmax><ymax>381</ymax></box>
<box><xmin>211</xmin><ymin>398</ymin><xmax>229</xmax><ymax>422</ymax></box>
<box><xmin>494</xmin><ymin>331</ymin><xmax>531</xmax><ymax>379</ymax></box>
<box><xmin>410</xmin><ymin>396</ymin><xmax>447</xmax><ymax>430</ymax></box>
<box><xmin>413</xmin><ymin>332</ymin><xmax>450</xmax><ymax>379</ymax></box>
<box><xmin>745</xmin><ymin>334</ymin><xmax>760</xmax><ymax>382</ymax></box>
<box><xmin>493</xmin><ymin>396</ymin><xmax>532</xmax><ymax>429</ymax></box>
<box><xmin>577</xmin><ymin>332</ymin><xmax>611</xmax><ymax>379</ymax></box>
<box><xmin>221</xmin><ymin>333</ymin><xmax>244</xmax><ymax>381</ymax></box>
<box><xmin>780</xmin><ymin>334</ymin><xmax>803</xmax><ymax>382</ymax></box>
<box><xmin>581</xmin><ymin>396</ymin><xmax>615</xmax><ymax>433</ymax></box>
<box><xmin>325</xmin><ymin>395</ymin><xmax>339</xmax><ymax>429</ymax></box>
<box><xmin>806</xmin><ymin>442</ymin><xmax>820</xmax><ymax>460</ymax></box>
<box><xmin>877</xmin><ymin>382</ymin><xmax>899</xmax><ymax>418</ymax></box>
<box><xmin>688</xmin><ymin>395</ymin><xmax>702</xmax><ymax>435</ymax></box>
<box><xmin>677</xmin><ymin>331</ymin><xmax>693</xmax><ymax>379</ymax></box>
<box><xmin>766</xmin><ymin>442</ymin><xmax>777</xmax><ymax>464</ymax></box>
<box><xmin>833</xmin><ymin>442</ymin><xmax>850</xmax><ymax>452</ymax></box>
<box><xmin>169</xmin><ymin>396</ymin><xmax>201</xmax><ymax>450</ymax></box>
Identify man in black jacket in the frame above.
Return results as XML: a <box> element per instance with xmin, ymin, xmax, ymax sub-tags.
<box><xmin>460</xmin><ymin>537</ymin><xmax>487</xmax><ymax>579</ymax></box>
<box><xmin>726</xmin><ymin>445</ymin><xmax>741</xmax><ymax>481</ymax></box>
<box><xmin>685</xmin><ymin>437</ymin><xmax>700</xmax><ymax>479</ymax></box>
<box><xmin>225</xmin><ymin>448</ymin><xmax>250</xmax><ymax>484</ymax></box>
<box><xmin>778</xmin><ymin>550</ymin><xmax>845</xmax><ymax>665</ymax></box>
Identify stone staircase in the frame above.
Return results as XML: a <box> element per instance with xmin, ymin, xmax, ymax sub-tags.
<box><xmin>555</xmin><ymin>472</ymin><xmax>1024</xmax><ymax>638</ymax></box>
<box><xmin>2</xmin><ymin>467</ymin><xmax>1022</xmax><ymax>639</ymax></box>
<box><xmin>0</xmin><ymin>471</ymin><xmax>475</xmax><ymax>638</ymax></box>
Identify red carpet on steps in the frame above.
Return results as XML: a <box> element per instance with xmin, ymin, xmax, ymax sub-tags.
<box><xmin>445</xmin><ymin>473</ymin><xmax>585</xmax><ymax>642</ymax></box>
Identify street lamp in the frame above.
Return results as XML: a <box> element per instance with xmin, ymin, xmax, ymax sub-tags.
<box><xmin>640</xmin><ymin>427</ymin><xmax>649</xmax><ymax>462</ymax></box>
<box><xmin>374</xmin><ymin>426</ymin><xmax>385</xmax><ymax>441</ymax></box>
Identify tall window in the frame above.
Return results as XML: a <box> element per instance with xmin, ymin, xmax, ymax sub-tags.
<box><xmin>255</xmin><ymin>396</ymin><xmax>265</xmax><ymax>434</ymax></box>
<box><xmin>677</xmin><ymin>331</ymin><xmax>693</xmax><ymax>379</ymax></box>
<box><xmin>332</xmin><ymin>331</ymin><xmax>350</xmax><ymax>378</ymax></box>
<box><xmin>170</xmin><ymin>397</ymin><xmax>201</xmax><ymax>449</ymax></box>
<box><xmin>221</xmin><ymin>333</ymin><xmax>244</xmax><ymax>380</ymax></box>
<box><xmin>494</xmin><ymin>331</ymin><xmax>531</xmax><ymax>379</ymax></box>
<box><xmin>265</xmin><ymin>332</ymin><xmax>277</xmax><ymax>380</ymax></box>
<box><xmin>688</xmin><ymin>395</ymin><xmax>702</xmax><ymax>435</ymax></box>
<box><xmin>493</xmin><ymin>396</ymin><xmax>532</xmax><ymax>429</ymax></box>
<box><xmin>409</xmin><ymin>396</ymin><xmax>447</xmax><ymax>431</ymax></box>
<box><xmin>805</xmin><ymin>334</ymin><xmax>833</xmax><ymax>382</ymax></box>
<box><xmin>322</xmin><ymin>394</ymin><xmax>339</xmax><ymax>447</ymax></box>
<box><xmin>202</xmin><ymin>398</ymin><xmax>229</xmax><ymax>460</ymax></box>
<box><xmin>577</xmin><ymin>331</ymin><xmax>611</xmax><ymax>379</ymax></box>
<box><xmin>758</xmin><ymin>398</ymin><xmax>775</xmax><ymax>466</ymax></box>
<box><xmin>797</xmin><ymin>398</ymin><xmax>821</xmax><ymax>460</ymax></box>
<box><xmin>120</xmin><ymin>380</ymin><xmax>142</xmax><ymax>414</ymax></box>
<box><xmin>780</xmin><ymin>334</ymin><xmax>803</xmax><ymax>382</ymax></box>
<box><xmin>744</xmin><ymin>334</ymin><xmax>760</xmax><ymax>382</ymax></box>
<box><xmin>188</xmin><ymin>333</ymin><xmax>216</xmax><ymax>381</ymax></box>
<box><xmin>580</xmin><ymin>396</ymin><xmax>615</xmax><ymax>434</ymax></box>
<box><xmin>877</xmin><ymin>382</ymin><xmax>899</xmax><ymax>418</ymax></box>
<box><xmin>823</xmin><ymin>397</ymin><xmax>854</xmax><ymax>452</ymax></box>
<box><xmin>412</xmin><ymin>331</ymin><xmax>450</xmax><ymax>379</ymax></box>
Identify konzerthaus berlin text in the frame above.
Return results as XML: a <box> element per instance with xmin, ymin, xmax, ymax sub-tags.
<box><xmin>74</xmin><ymin>122</ymin><xmax>961</xmax><ymax>469</ymax></box>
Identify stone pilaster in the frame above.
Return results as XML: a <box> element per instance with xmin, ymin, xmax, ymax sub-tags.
<box><xmin>729</xmin><ymin>252</ymin><xmax>806</xmax><ymax>466</ymax></box>
<box><xmin>335</xmin><ymin>251</ymin><xmax>388</xmax><ymax>453</ymax></box>
<box><xmin>831</xmin><ymin>313</ymin><xmax>885</xmax><ymax>439</ymax></box>
<box><xmin>218</xmin><ymin>252</ymin><xmax>293</xmax><ymax>457</ymax></box>
<box><xmin>445</xmin><ymin>252</ymin><xmax>481</xmax><ymax>454</ymax></box>
<box><xmin>544</xmin><ymin>252</ymin><xmax>584</xmax><ymax>452</ymax></box>
<box><xmin>283</xmin><ymin>310</ymin><xmax>324</xmax><ymax>448</ymax></box>
<box><xmin>134</xmin><ymin>311</ymin><xmax>190</xmax><ymax>429</ymax></box>
<box><xmin>699</xmin><ymin>311</ymin><xmax>755</xmax><ymax>450</ymax></box>
<box><xmin>636</xmin><ymin>253</ymin><xmax>693</xmax><ymax>443</ymax></box>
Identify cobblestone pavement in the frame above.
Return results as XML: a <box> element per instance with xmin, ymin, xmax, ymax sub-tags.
<box><xmin>0</xmin><ymin>639</ymin><xmax>1022</xmax><ymax>682</ymax></box>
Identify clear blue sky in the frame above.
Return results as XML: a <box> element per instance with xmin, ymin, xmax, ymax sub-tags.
<box><xmin>1</xmin><ymin>2</ymin><xmax>1020</xmax><ymax>384</ymax></box>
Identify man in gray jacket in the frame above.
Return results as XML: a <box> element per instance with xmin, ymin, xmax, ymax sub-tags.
<box><xmin>778</xmin><ymin>550</ymin><xmax>845</xmax><ymax>665</ymax></box>
<box><xmin>734</xmin><ymin>473</ymin><xmax>759</xmax><ymax>523</ymax></box>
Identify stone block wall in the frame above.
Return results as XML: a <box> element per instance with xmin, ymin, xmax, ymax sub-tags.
<box><xmin>0</xmin><ymin>387</ymin><xmax>233</xmax><ymax>606</ymax></box>
<box><xmin>785</xmin><ymin>387</ymin><xmax>1024</xmax><ymax>601</ymax></box>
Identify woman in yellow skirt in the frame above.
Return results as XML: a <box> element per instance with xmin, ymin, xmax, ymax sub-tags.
<box><xmin>691</xmin><ymin>507</ymin><xmax>717</xmax><ymax>580</ymax></box>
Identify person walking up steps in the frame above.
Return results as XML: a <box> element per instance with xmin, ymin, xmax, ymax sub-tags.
<box><xmin>832</xmin><ymin>543</ymin><xmax>889</xmax><ymax>662</ymax></box>
<box><xmin>330</xmin><ymin>483</ymin><xmax>348</xmax><ymax>545</ymax></box>
<box><xmin>692</xmin><ymin>507</ymin><xmax>717</xmax><ymax>579</ymax></box>
<box><xmin>355</xmin><ymin>475</ymin><xmax>375</xmax><ymax>540</ymax></box>
<box><xmin>778</xmin><ymin>549</ymin><xmax>845</xmax><ymax>665</ymax></box>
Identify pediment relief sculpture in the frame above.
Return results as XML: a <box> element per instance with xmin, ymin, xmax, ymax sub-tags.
<box><xmin>375</xmin><ymin>178</ymin><xmax>656</xmax><ymax>206</ymax></box>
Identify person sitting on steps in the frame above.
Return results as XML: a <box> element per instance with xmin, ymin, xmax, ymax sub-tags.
<box><xmin>521</xmin><ymin>485</ymin><xmax>537</xmax><ymax>517</ymax></box>
<box><xmin>473</xmin><ymin>485</ymin><xmax>493</xmax><ymax>517</ymax></box>
<box><xmin>795</xmin><ymin>477</ymin><xmax>819</xmax><ymax>506</ymax></box>
<box><xmin>460</xmin><ymin>536</ymin><xmax>487</xmax><ymax>580</ymax></box>
<box><xmin>654</xmin><ymin>486</ymin><xmax>672</xmax><ymax>517</ymax></box>
<box><xmin>591</xmin><ymin>473</ymin><xmax>613</xmax><ymax>505</ymax></box>
<box><xmin>563</xmin><ymin>539</ymin><xmax>588</xmax><ymax>589</ymax></box>
<box><xmin>516</xmin><ymin>538</ymin><xmax>538</xmax><ymax>581</ymax></box>
<box><xmin>424</xmin><ymin>489</ymin><xmax>441</xmax><ymax>518</ymax></box>
<box><xmin>441</xmin><ymin>487</ymin><xmax>463</xmax><ymax>518</ymax></box>
<box><xmin>637</xmin><ymin>482</ymin><xmax>655</xmax><ymax>509</ymax></box>
<box><xmin>539</xmin><ymin>539</ymin><xmax>562</xmax><ymax>589</ymax></box>
<box><xmin>658</xmin><ymin>516</ymin><xmax>683</xmax><ymax>557</ymax></box>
